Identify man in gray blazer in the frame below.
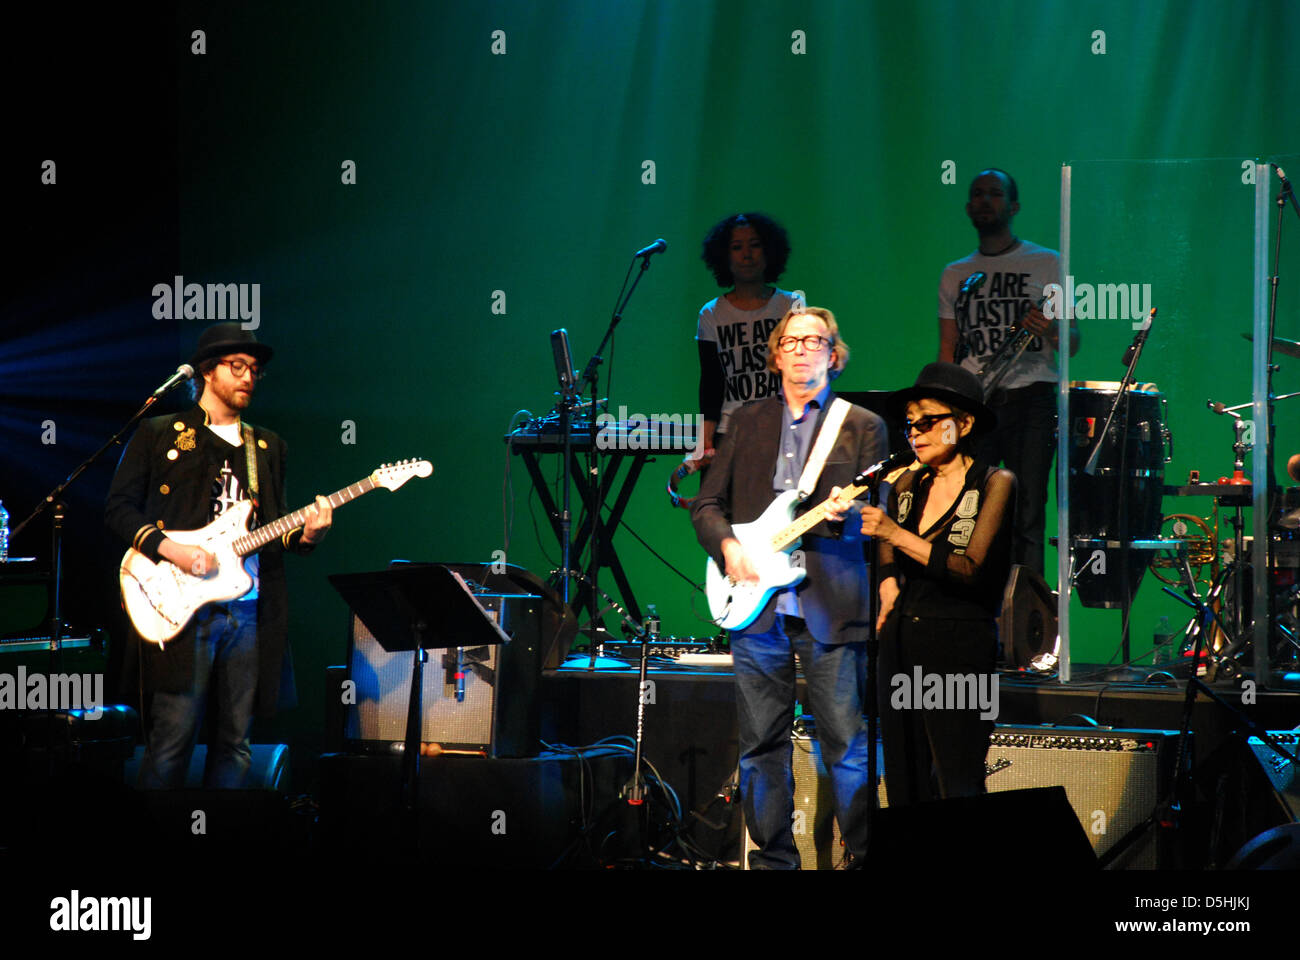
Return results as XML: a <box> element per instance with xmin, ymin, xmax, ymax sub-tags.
<box><xmin>692</xmin><ymin>306</ymin><xmax>888</xmax><ymax>869</ymax></box>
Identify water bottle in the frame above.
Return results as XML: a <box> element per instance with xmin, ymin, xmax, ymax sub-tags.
<box><xmin>1152</xmin><ymin>615</ymin><xmax>1175</xmax><ymax>665</ymax></box>
<box><xmin>0</xmin><ymin>499</ymin><xmax>9</xmax><ymax>562</ymax></box>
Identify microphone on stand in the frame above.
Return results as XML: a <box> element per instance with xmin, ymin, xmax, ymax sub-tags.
<box><xmin>1122</xmin><ymin>308</ymin><xmax>1156</xmax><ymax>366</ymax></box>
<box><xmin>152</xmin><ymin>364</ymin><xmax>195</xmax><ymax>398</ymax></box>
<box><xmin>1271</xmin><ymin>163</ymin><xmax>1300</xmax><ymax>219</ymax></box>
<box><xmin>634</xmin><ymin>239</ymin><xmax>667</xmax><ymax>259</ymax></box>
<box><xmin>862</xmin><ymin>449</ymin><xmax>917</xmax><ymax>481</ymax></box>
<box><xmin>960</xmin><ymin>271</ymin><xmax>988</xmax><ymax>296</ymax></box>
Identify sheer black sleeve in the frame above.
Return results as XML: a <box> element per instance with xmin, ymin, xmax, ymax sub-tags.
<box><xmin>925</xmin><ymin>468</ymin><xmax>1017</xmax><ymax>587</ymax></box>
<box><xmin>698</xmin><ymin>340</ymin><xmax>723</xmax><ymax>423</ymax></box>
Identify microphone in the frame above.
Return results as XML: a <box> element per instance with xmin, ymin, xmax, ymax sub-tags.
<box><xmin>1121</xmin><ymin>308</ymin><xmax>1156</xmax><ymax>366</ymax></box>
<box><xmin>634</xmin><ymin>238</ymin><xmax>667</xmax><ymax>259</ymax></box>
<box><xmin>1273</xmin><ymin>163</ymin><xmax>1300</xmax><ymax>219</ymax></box>
<box><xmin>961</xmin><ymin>271</ymin><xmax>987</xmax><ymax>296</ymax></box>
<box><xmin>860</xmin><ymin>449</ymin><xmax>917</xmax><ymax>482</ymax></box>
<box><xmin>152</xmin><ymin>364</ymin><xmax>194</xmax><ymax>398</ymax></box>
<box><xmin>1206</xmin><ymin>398</ymin><xmax>1243</xmax><ymax>420</ymax></box>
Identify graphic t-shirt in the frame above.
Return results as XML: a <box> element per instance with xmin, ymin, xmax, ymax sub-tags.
<box><xmin>938</xmin><ymin>240</ymin><xmax>1063</xmax><ymax>391</ymax></box>
<box><xmin>697</xmin><ymin>289</ymin><xmax>796</xmax><ymax>433</ymax></box>
<box><xmin>207</xmin><ymin>422</ymin><xmax>259</xmax><ymax>600</ymax></box>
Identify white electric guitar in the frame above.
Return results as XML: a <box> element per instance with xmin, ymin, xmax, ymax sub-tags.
<box><xmin>705</xmin><ymin>454</ymin><xmax>909</xmax><ymax>630</ymax></box>
<box><xmin>120</xmin><ymin>459</ymin><xmax>433</xmax><ymax>646</ymax></box>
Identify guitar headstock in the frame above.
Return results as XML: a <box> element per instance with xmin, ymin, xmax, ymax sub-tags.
<box><xmin>372</xmin><ymin>459</ymin><xmax>434</xmax><ymax>491</ymax></box>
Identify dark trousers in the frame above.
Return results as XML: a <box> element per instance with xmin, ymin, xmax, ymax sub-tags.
<box><xmin>978</xmin><ymin>382</ymin><xmax>1056</xmax><ymax>574</ymax></box>
<box><xmin>877</xmin><ymin>613</ymin><xmax>996</xmax><ymax>807</ymax></box>
<box><xmin>137</xmin><ymin>600</ymin><xmax>259</xmax><ymax>789</ymax></box>
<box><xmin>732</xmin><ymin>614</ymin><xmax>873</xmax><ymax>868</ymax></box>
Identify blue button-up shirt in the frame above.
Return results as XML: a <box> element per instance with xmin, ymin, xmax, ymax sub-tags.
<box><xmin>772</xmin><ymin>384</ymin><xmax>861</xmax><ymax>617</ymax></box>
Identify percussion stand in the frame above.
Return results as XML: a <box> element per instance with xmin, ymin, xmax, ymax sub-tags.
<box><xmin>1207</xmin><ymin>391</ymin><xmax>1300</xmax><ymax>674</ymax></box>
<box><xmin>1203</xmin><ymin>401</ymin><xmax>1255</xmax><ymax>655</ymax></box>
<box><xmin>1081</xmin><ymin>308</ymin><xmax>1155</xmax><ymax>662</ymax></box>
<box><xmin>1259</xmin><ymin>166</ymin><xmax>1300</xmax><ymax>681</ymax></box>
<box><xmin>1103</xmin><ymin>547</ymin><xmax>1298</xmax><ymax>868</ymax></box>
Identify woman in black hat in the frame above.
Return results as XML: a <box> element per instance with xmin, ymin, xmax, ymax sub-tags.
<box><xmin>860</xmin><ymin>362</ymin><xmax>1017</xmax><ymax>805</ymax></box>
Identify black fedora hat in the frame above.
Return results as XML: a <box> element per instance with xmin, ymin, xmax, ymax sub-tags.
<box><xmin>889</xmin><ymin>362</ymin><xmax>997</xmax><ymax>435</ymax></box>
<box><xmin>189</xmin><ymin>322</ymin><xmax>273</xmax><ymax>369</ymax></box>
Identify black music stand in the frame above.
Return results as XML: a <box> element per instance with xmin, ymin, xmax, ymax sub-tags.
<box><xmin>328</xmin><ymin>565</ymin><xmax>510</xmax><ymax>847</ymax></box>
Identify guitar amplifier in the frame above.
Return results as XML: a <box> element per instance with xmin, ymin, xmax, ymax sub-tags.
<box><xmin>881</xmin><ymin>724</ymin><xmax>1187</xmax><ymax>868</ymax></box>
<box><xmin>741</xmin><ymin>727</ymin><xmax>844</xmax><ymax>870</ymax></box>
<box><xmin>344</xmin><ymin>590</ymin><xmax>544</xmax><ymax>758</ymax></box>
<box><xmin>1248</xmin><ymin>731</ymin><xmax>1300</xmax><ymax>818</ymax></box>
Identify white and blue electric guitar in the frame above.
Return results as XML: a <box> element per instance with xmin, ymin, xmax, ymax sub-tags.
<box><xmin>120</xmin><ymin>459</ymin><xmax>432</xmax><ymax>646</ymax></box>
<box><xmin>705</xmin><ymin>452</ymin><xmax>910</xmax><ymax>630</ymax></box>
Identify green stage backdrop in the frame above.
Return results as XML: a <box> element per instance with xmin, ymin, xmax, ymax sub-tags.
<box><xmin>148</xmin><ymin>0</ymin><xmax>1300</xmax><ymax>751</ymax></box>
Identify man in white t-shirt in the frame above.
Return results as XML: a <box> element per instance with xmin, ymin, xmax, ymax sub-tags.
<box><xmin>938</xmin><ymin>169</ymin><xmax>1079</xmax><ymax>574</ymax></box>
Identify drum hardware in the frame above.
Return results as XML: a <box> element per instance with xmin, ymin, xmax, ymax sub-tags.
<box><xmin>1069</xmin><ymin>312</ymin><xmax>1161</xmax><ymax>662</ymax></box>
<box><xmin>1241</xmin><ymin>332</ymin><xmax>1300</xmax><ymax>362</ymax></box>
<box><xmin>1068</xmin><ymin>381</ymin><xmax>1170</xmax><ymax>615</ymax></box>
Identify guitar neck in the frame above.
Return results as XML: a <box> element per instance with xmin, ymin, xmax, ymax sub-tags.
<box><xmin>770</xmin><ymin>481</ymin><xmax>870</xmax><ymax>552</ymax></box>
<box><xmin>233</xmin><ymin>477</ymin><xmax>378</xmax><ymax>556</ymax></box>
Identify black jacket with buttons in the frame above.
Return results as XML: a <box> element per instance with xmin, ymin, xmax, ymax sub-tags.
<box><xmin>106</xmin><ymin>404</ymin><xmax>312</xmax><ymax>717</ymax></box>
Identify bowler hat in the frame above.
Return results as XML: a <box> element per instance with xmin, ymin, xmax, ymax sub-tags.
<box><xmin>190</xmin><ymin>322</ymin><xmax>273</xmax><ymax>369</ymax></box>
<box><xmin>889</xmin><ymin>362</ymin><xmax>997</xmax><ymax>435</ymax></box>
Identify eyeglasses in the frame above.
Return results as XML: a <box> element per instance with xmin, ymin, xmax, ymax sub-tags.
<box><xmin>903</xmin><ymin>412</ymin><xmax>956</xmax><ymax>435</ymax></box>
<box><xmin>777</xmin><ymin>335</ymin><xmax>831</xmax><ymax>353</ymax></box>
<box><xmin>218</xmin><ymin>359</ymin><xmax>265</xmax><ymax>381</ymax></box>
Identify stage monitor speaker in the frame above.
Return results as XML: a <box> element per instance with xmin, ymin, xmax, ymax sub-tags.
<box><xmin>123</xmin><ymin>743</ymin><xmax>289</xmax><ymax>790</ymax></box>
<box><xmin>345</xmin><ymin>589</ymin><xmax>543</xmax><ymax>758</ymax></box>
<box><xmin>998</xmin><ymin>564</ymin><xmax>1058</xmax><ymax>668</ymax></box>
<box><xmin>741</xmin><ymin>729</ymin><xmax>844</xmax><ymax>870</ymax></box>
<box><xmin>869</xmin><ymin>785</ymin><xmax>1096</xmax><ymax>870</ymax></box>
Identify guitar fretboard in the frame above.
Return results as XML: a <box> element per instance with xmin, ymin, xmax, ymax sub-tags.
<box><xmin>769</xmin><ymin>481</ymin><xmax>870</xmax><ymax>552</ymax></box>
<box><xmin>233</xmin><ymin>477</ymin><xmax>377</xmax><ymax>556</ymax></box>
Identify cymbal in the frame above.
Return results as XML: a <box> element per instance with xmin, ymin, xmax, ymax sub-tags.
<box><xmin>1241</xmin><ymin>332</ymin><xmax>1300</xmax><ymax>359</ymax></box>
<box><xmin>1279</xmin><ymin>507</ymin><xmax>1300</xmax><ymax>531</ymax></box>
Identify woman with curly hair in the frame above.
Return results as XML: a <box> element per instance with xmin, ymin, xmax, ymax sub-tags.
<box><xmin>695</xmin><ymin>212</ymin><xmax>796</xmax><ymax>456</ymax></box>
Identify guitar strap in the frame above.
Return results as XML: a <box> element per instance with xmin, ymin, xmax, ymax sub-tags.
<box><xmin>241</xmin><ymin>423</ymin><xmax>260</xmax><ymax>511</ymax></box>
<box><xmin>796</xmin><ymin>397</ymin><xmax>850</xmax><ymax>499</ymax></box>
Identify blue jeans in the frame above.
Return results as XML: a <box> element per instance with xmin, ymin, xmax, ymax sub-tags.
<box><xmin>137</xmin><ymin>600</ymin><xmax>259</xmax><ymax>789</ymax></box>
<box><xmin>732</xmin><ymin>614</ymin><xmax>872</xmax><ymax>868</ymax></box>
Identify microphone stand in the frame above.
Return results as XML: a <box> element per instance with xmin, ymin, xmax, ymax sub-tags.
<box><xmin>10</xmin><ymin>378</ymin><xmax>186</xmax><ymax>775</ymax></box>
<box><xmin>12</xmin><ymin>383</ymin><xmax>185</xmax><ymax>662</ymax></box>
<box><xmin>576</xmin><ymin>253</ymin><xmax>658</xmax><ymax>668</ymax></box>
<box><xmin>1081</xmin><ymin>308</ymin><xmax>1155</xmax><ymax>662</ymax></box>
<box><xmin>1260</xmin><ymin>165</ymin><xmax>1298</xmax><ymax>683</ymax></box>
<box><xmin>864</xmin><ymin>468</ymin><xmax>889</xmax><ymax>843</ymax></box>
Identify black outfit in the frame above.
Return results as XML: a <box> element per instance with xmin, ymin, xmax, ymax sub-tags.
<box><xmin>106</xmin><ymin>405</ymin><xmax>312</xmax><ymax>732</ymax></box>
<box><xmin>876</xmin><ymin>459</ymin><xmax>1015</xmax><ymax>806</ymax></box>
